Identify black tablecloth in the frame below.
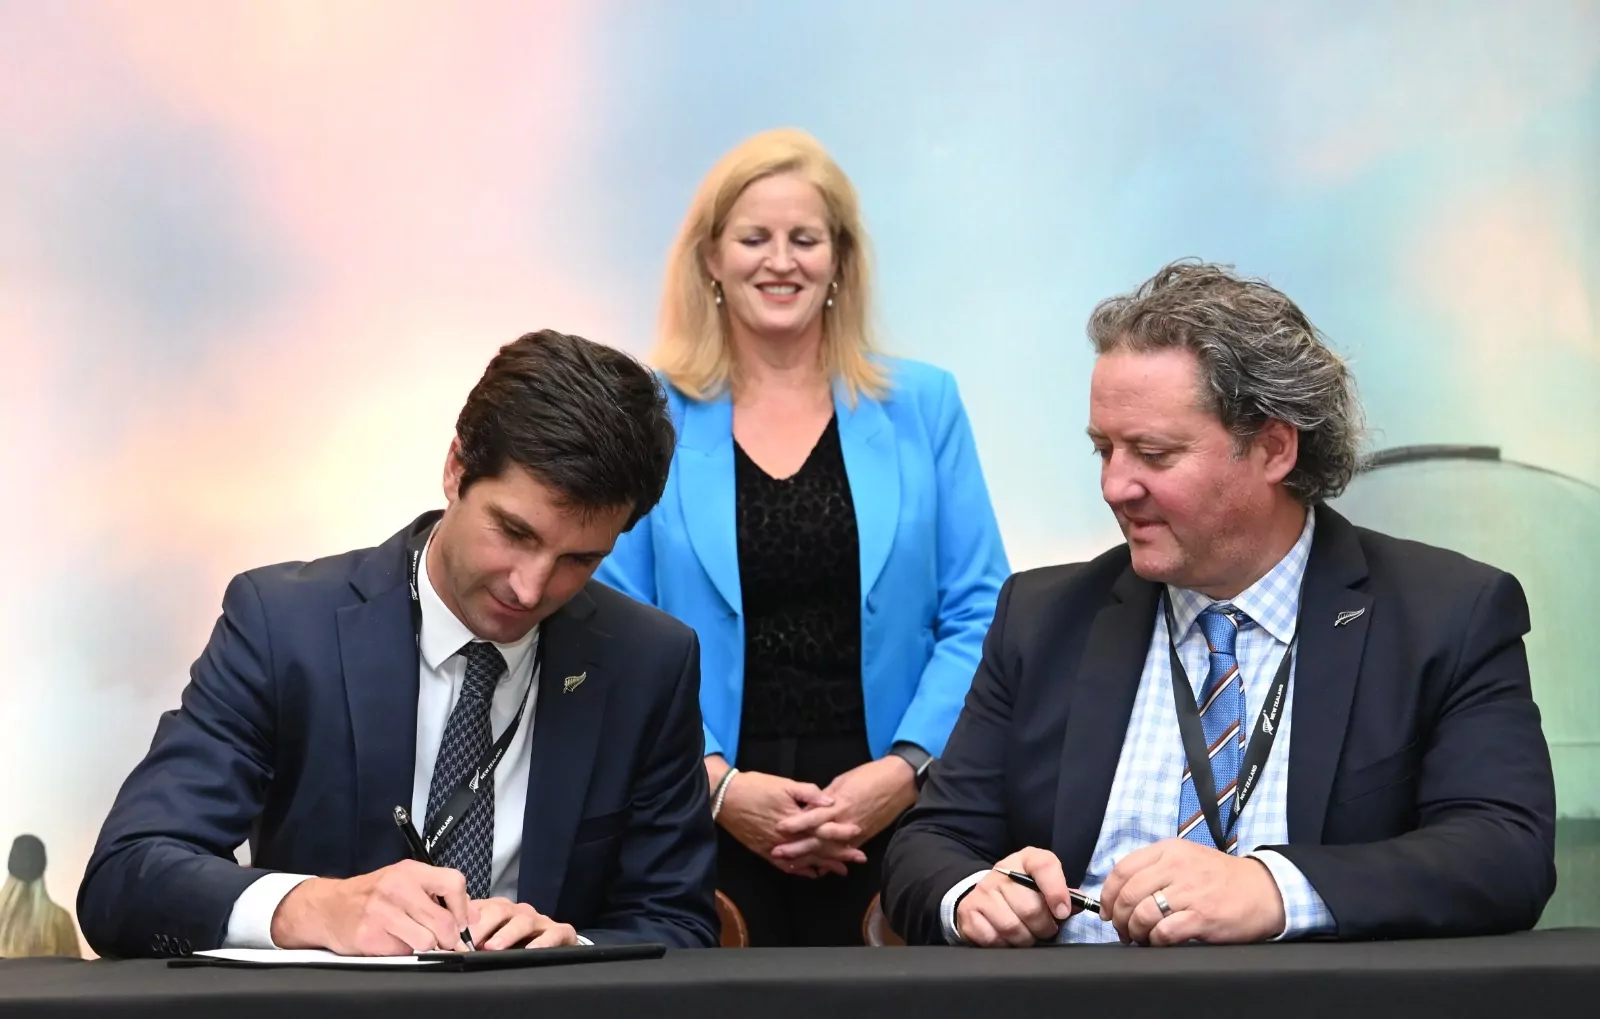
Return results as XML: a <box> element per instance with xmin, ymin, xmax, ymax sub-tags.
<box><xmin>4</xmin><ymin>930</ymin><xmax>1598</xmax><ymax>1019</ymax></box>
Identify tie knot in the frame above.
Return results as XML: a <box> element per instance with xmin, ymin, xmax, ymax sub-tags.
<box><xmin>459</xmin><ymin>641</ymin><xmax>507</xmax><ymax>701</ymax></box>
<box><xmin>1196</xmin><ymin>605</ymin><xmax>1246</xmax><ymax>657</ymax></box>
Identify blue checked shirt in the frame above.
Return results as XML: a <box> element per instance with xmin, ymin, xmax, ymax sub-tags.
<box><xmin>942</xmin><ymin>511</ymin><xmax>1335</xmax><ymax>943</ymax></box>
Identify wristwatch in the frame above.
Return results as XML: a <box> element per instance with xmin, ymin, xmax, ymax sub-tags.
<box><xmin>888</xmin><ymin>741</ymin><xmax>935</xmax><ymax>790</ymax></box>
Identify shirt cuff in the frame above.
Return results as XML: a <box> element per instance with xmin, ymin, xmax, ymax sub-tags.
<box><xmin>575</xmin><ymin>935</ymin><xmax>592</xmax><ymax>946</ymax></box>
<box><xmin>938</xmin><ymin>870</ymin><xmax>993</xmax><ymax>945</ymax></box>
<box><xmin>222</xmin><ymin>872</ymin><xmax>315</xmax><ymax>949</ymax></box>
<box><xmin>1249</xmin><ymin>849</ymin><xmax>1336</xmax><ymax>940</ymax></box>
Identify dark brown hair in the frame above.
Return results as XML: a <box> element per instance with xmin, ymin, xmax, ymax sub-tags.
<box><xmin>455</xmin><ymin>330</ymin><xmax>675</xmax><ymax>529</ymax></box>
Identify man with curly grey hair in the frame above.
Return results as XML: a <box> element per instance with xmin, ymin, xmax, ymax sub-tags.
<box><xmin>883</xmin><ymin>260</ymin><xmax>1557</xmax><ymax>947</ymax></box>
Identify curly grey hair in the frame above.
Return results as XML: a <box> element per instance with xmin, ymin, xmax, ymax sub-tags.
<box><xmin>1087</xmin><ymin>259</ymin><xmax>1364</xmax><ymax>505</ymax></box>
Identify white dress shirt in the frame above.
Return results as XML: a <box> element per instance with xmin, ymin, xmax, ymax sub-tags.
<box><xmin>941</xmin><ymin>511</ymin><xmax>1336</xmax><ymax>943</ymax></box>
<box><xmin>223</xmin><ymin>532</ymin><xmax>541</xmax><ymax>948</ymax></box>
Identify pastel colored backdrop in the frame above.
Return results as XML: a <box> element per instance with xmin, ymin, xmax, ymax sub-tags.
<box><xmin>2</xmin><ymin>0</ymin><xmax>1596</xmax><ymax>951</ymax></box>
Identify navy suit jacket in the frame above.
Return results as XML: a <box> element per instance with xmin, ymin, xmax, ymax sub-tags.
<box><xmin>882</xmin><ymin>505</ymin><xmax>1557</xmax><ymax>944</ymax></box>
<box><xmin>79</xmin><ymin>513</ymin><xmax>719</xmax><ymax>958</ymax></box>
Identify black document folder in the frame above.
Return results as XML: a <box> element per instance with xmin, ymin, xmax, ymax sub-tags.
<box><xmin>168</xmin><ymin>942</ymin><xmax>666</xmax><ymax>971</ymax></box>
<box><xmin>415</xmin><ymin>943</ymin><xmax>666</xmax><ymax>969</ymax></box>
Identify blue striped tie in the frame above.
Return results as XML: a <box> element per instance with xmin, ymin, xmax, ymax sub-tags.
<box><xmin>1177</xmin><ymin>606</ymin><xmax>1246</xmax><ymax>852</ymax></box>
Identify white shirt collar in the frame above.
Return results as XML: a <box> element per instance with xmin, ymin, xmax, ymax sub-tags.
<box><xmin>417</xmin><ymin>529</ymin><xmax>540</xmax><ymax>679</ymax></box>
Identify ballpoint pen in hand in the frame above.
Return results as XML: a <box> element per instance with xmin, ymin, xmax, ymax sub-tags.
<box><xmin>993</xmin><ymin>868</ymin><xmax>1103</xmax><ymax>915</ymax></box>
<box><xmin>393</xmin><ymin>805</ymin><xmax>476</xmax><ymax>950</ymax></box>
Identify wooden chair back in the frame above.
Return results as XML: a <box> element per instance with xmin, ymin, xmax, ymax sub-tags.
<box><xmin>716</xmin><ymin>890</ymin><xmax>750</xmax><ymax>948</ymax></box>
<box><xmin>862</xmin><ymin>893</ymin><xmax>905</xmax><ymax>947</ymax></box>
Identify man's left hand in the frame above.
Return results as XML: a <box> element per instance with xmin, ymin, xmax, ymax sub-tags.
<box><xmin>1099</xmin><ymin>839</ymin><xmax>1286</xmax><ymax>946</ymax></box>
<box><xmin>467</xmin><ymin>898</ymin><xmax>579</xmax><ymax>950</ymax></box>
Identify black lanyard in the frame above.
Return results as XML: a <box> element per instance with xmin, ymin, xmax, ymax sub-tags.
<box><xmin>406</xmin><ymin>530</ymin><xmax>539</xmax><ymax>857</ymax></box>
<box><xmin>1164</xmin><ymin>595</ymin><xmax>1292</xmax><ymax>851</ymax></box>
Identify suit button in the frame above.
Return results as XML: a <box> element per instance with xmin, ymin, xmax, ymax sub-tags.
<box><xmin>179</xmin><ymin>938</ymin><xmax>192</xmax><ymax>955</ymax></box>
<box><xmin>150</xmin><ymin>936</ymin><xmax>162</xmax><ymax>953</ymax></box>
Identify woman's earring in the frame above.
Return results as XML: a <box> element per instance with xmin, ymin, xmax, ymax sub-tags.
<box><xmin>712</xmin><ymin>280</ymin><xmax>724</xmax><ymax>307</ymax></box>
<box><xmin>826</xmin><ymin>280</ymin><xmax>838</xmax><ymax>309</ymax></box>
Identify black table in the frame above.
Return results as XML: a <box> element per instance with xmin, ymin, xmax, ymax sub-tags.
<box><xmin>4</xmin><ymin>930</ymin><xmax>1598</xmax><ymax>1019</ymax></box>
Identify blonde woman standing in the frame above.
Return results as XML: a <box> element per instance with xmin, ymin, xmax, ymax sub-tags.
<box><xmin>598</xmin><ymin>129</ymin><xmax>1008</xmax><ymax>946</ymax></box>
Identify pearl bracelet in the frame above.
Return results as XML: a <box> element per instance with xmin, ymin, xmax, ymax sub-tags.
<box><xmin>711</xmin><ymin>767</ymin><xmax>740</xmax><ymax>820</ymax></box>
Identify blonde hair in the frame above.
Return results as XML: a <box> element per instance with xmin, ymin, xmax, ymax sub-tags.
<box><xmin>0</xmin><ymin>876</ymin><xmax>80</xmax><ymax>958</ymax></box>
<box><xmin>653</xmin><ymin>128</ymin><xmax>888</xmax><ymax>403</ymax></box>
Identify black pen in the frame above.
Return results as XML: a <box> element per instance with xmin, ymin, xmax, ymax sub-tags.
<box><xmin>993</xmin><ymin>867</ymin><xmax>1102</xmax><ymax>915</ymax></box>
<box><xmin>393</xmin><ymin>805</ymin><xmax>476</xmax><ymax>950</ymax></box>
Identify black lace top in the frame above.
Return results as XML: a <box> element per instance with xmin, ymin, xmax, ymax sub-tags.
<box><xmin>735</xmin><ymin>416</ymin><xmax>866</xmax><ymax>740</ymax></box>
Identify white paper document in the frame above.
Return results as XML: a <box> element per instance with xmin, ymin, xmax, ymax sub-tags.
<box><xmin>195</xmin><ymin>948</ymin><xmax>443</xmax><ymax>967</ymax></box>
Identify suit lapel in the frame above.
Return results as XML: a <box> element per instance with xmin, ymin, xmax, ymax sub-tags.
<box><xmin>1286</xmin><ymin>506</ymin><xmax>1373</xmax><ymax>844</ymax></box>
<box><xmin>516</xmin><ymin>589</ymin><xmax>607</xmax><ymax>911</ymax></box>
<box><xmin>676</xmin><ymin>395</ymin><xmax>742</xmax><ymax>616</ymax></box>
<box><xmin>1051</xmin><ymin>563</ymin><xmax>1160</xmax><ymax>882</ymax></box>
<box><xmin>339</xmin><ymin>517</ymin><xmax>433</xmax><ymax>875</ymax></box>
<box><xmin>835</xmin><ymin>383</ymin><xmax>899</xmax><ymax>606</ymax></box>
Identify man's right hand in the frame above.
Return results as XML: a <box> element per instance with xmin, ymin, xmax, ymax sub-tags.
<box><xmin>270</xmin><ymin>860</ymin><xmax>478</xmax><ymax>955</ymax></box>
<box><xmin>955</xmin><ymin>847</ymin><xmax>1079</xmax><ymax>947</ymax></box>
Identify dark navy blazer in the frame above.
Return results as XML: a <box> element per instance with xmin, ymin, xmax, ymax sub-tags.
<box><xmin>79</xmin><ymin>512</ymin><xmax>719</xmax><ymax>958</ymax></box>
<box><xmin>883</xmin><ymin>506</ymin><xmax>1557</xmax><ymax>944</ymax></box>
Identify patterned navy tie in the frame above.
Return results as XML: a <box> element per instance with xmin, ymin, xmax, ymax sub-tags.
<box><xmin>426</xmin><ymin>640</ymin><xmax>505</xmax><ymax>899</ymax></box>
<box><xmin>1177</xmin><ymin>606</ymin><xmax>1247</xmax><ymax>852</ymax></box>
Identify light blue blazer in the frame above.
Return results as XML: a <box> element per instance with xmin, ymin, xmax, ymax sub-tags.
<box><xmin>596</xmin><ymin>357</ymin><xmax>1009</xmax><ymax>765</ymax></box>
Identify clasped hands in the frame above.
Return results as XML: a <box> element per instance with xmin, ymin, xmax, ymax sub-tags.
<box><xmin>715</xmin><ymin>756</ymin><xmax>917</xmax><ymax>878</ymax></box>
<box><xmin>271</xmin><ymin>859</ymin><xmax>578</xmax><ymax>956</ymax></box>
<box><xmin>956</xmin><ymin>840</ymin><xmax>1287</xmax><ymax>947</ymax></box>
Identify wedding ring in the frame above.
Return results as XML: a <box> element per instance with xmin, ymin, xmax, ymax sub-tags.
<box><xmin>1152</xmin><ymin>890</ymin><xmax>1173</xmax><ymax>917</ymax></box>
